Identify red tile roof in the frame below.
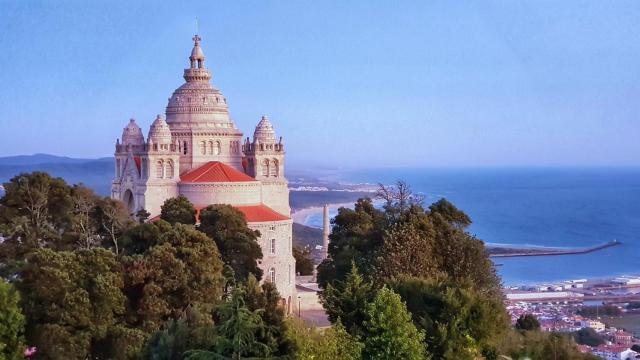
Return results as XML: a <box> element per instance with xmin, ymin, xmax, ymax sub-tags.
<box><xmin>151</xmin><ymin>203</ymin><xmax>290</xmax><ymax>223</ymax></box>
<box><xmin>181</xmin><ymin>161</ymin><xmax>256</xmax><ymax>183</ymax></box>
<box><xmin>233</xmin><ymin>205</ymin><xmax>290</xmax><ymax>222</ymax></box>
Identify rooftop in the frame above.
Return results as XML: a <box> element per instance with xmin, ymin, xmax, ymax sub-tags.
<box><xmin>181</xmin><ymin>161</ymin><xmax>256</xmax><ymax>183</ymax></box>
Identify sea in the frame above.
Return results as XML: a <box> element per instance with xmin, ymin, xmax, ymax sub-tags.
<box><xmin>302</xmin><ymin>167</ymin><xmax>640</xmax><ymax>286</ymax></box>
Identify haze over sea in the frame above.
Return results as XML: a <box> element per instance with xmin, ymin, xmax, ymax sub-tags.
<box><xmin>303</xmin><ymin>167</ymin><xmax>640</xmax><ymax>286</ymax></box>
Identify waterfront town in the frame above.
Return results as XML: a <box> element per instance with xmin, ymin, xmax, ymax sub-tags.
<box><xmin>503</xmin><ymin>276</ymin><xmax>640</xmax><ymax>359</ymax></box>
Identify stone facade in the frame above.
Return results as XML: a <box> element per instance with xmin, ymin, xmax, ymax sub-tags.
<box><xmin>111</xmin><ymin>35</ymin><xmax>296</xmax><ymax>307</ymax></box>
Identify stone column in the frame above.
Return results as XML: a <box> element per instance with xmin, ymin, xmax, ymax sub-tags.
<box><xmin>322</xmin><ymin>204</ymin><xmax>330</xmax><ymax>259</ymax></box>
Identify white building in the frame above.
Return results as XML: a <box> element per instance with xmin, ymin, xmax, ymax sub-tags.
<box><xmin>111</xmin><ymin>35</ymin><xmax>296</xmax><ymax>310</ymax></box>
<box><xmin>592</xmin><ymin>345</ymin><xmax>637</xmax><ymax>360</ymax></box>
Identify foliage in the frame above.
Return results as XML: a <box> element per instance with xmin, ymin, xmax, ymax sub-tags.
<box><xmin>577</xmin><ymin>305</ymin><xmax>621</xmax><ymax>317</ymax></box>
<box><xmin>0</xmin><ymin>280</ymin><xmax>25</xmax><ymax>360</ymax></box>
<box><xmin>242</xmin><ymin>275</ymin><xmax>292</xmax><ymax>357</ymax></box>
<box><xmin>17</xmin><ymin>247</ymin><xmax>145</xmax><ymax>359</ymax></box>
<box><xmin>428</xmin><ymin>198</ymin><xmax>472</xmax><ymax>229</ymax></box>
<box><xmin>317</xmin><ymin>187</ymin><xmax>501</xmax><ymax>298</ymax></box>
<box><xmin>390</xmin><ymin>277</ymin><xmax>507</xmax><ymax>360</ymax></box>
<box><xmin>373</xmin><ymin>222</ymin><xmax>440</xmax><ymax>281</ymax></box>
<box><xmin>362</xmin><ymin>287</ymin><xmax>426</xmax><ymax>360</ymax></box>
<box><xmin>292</xmin><ymin>245</ymin><xmax>314</xmax><ymax>276</ymax></box>
<box><xmin>144</xmin><ymin>306</ymin><xmax>216</xmax><ymax>360</ymax></box>
<box><xmin>572</xmin><ymin>327</ymin><xmax>605</xmax><ymax>347</ymax></box>
<box><xmin>199</xmin><ymin>204</ymin><xmax>263</xmax><ymax>282</ymax></box>
<box><xmin>123</xmin><ymin>224</ymin><xmax>225</xmax><ymax>332</ymax></box>
<box><xmin>285</xmin><ymin>318</ymin><xmax>362</xmax><ymax>360</ymax></box>
<box><xmin>160</xmin><ymin>195</ymin><xmax>197</xmax><ymax>225</ymax></box>
<box><xmin>515</xmin><ymin>314</ymin><xmax>541</xmax><ymax>332</ymax></box>
<box><xmin>501</xmin><ymin>331</ymin><xmax>600</xmax><ymax>360</ymax></box>
<box><xmin>185</xmin><ymin>287</ymin><xmax>269</xmax><ymax>360</ymax></box>
<box><xmin>319</xmin><ymin>263</ymin><xmax>375</xmax><ymax>337</ymax></box>
<box><xmin>317</xmin><ymin>198</ymin><xmax>385</xmax><ymax>287</ymax></box>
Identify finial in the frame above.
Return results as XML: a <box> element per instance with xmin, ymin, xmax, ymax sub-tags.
<box><xmin>192</xmin><ymin>34</ymin><xmax>201</xmax><ymax>46</ymax></box>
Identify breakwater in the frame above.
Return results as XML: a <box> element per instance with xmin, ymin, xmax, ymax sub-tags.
<box><xmin>489</xmin><ymin>240</ymin><xmax>621</xmax><ymax>258</ymax></box>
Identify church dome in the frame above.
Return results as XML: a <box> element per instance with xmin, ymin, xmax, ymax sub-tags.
<box><xmin>165</xmin><ymin>35</ymin><xmax>239</xmax><ymax>132</ymax></box>
<box><xmin>122</xmin><ymin>118</ymin><xmax>144</xmax><ymax>146</ymax></box>
<box><xmin>253</xmin><ymin>115</ymin><xmax>276</xmax><ymax>143</ymax></box>
<box><xmin>148</xmin><ymin>114</ymin><xmax>172</xmax><ymax>144</ymax></box>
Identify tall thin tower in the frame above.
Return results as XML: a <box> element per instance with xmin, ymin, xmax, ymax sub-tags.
<box><xmin>322</xmin><ymin>204</ymin><xmax>330</xmax><ymax>259</ymax></box>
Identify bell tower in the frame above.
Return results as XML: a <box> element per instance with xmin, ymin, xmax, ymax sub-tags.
<box><xmin>243</xmin><ymin>116</ymin><xmax>290</xmax><ymax>215</ymax></box>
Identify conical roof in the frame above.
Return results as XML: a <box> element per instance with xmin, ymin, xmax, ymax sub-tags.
<box><xmin>148</xmin><ymin>115</ymin><xmax>172</xmax><ymax>144</ymax></box>
<box><xmin>253</xmin><ymin>115</ymin><xmax>276</xmax><ymax>143</ymax></box>
<box><xmin>122</xmin><ymin>118</ymin><xmax>144</xmax><ymax>145</ymax></box>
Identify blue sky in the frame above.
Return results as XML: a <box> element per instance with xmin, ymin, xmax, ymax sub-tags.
<box><xmin>0</xmin><ymin>1</ymin><xmax>638</xmax><ymax>167</ymax></box>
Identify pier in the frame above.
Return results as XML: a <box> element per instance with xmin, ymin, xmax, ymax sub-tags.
<box><xmin>489</xmin><ymin>240</ymin><xmax>621</xmax><ymax>258</ymax></box>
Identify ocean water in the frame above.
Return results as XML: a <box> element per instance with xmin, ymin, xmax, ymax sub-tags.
<box><xmin>305</xmin><ymin>167</ymin><xmax>640</xmax><ymax>286</ymax></box>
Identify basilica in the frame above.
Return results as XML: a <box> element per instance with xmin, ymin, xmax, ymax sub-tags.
<box><xmin>111</xmin><ymin>35</ymin><xmax>296</xmax><ymax>307</ymax></box>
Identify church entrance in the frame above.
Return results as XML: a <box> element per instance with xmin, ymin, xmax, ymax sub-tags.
<box><xmin>123</xmin><ymin>189</ymin><xmax>135</xmax><ymax>214</ymax></box>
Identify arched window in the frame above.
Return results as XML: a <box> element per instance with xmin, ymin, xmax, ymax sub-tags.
<box><xmin>156</xmin><ymin>160</ymin><xmax>164</xmax><ymax>178</ymax></box>
<box><xmin>200</xmin><ymin>141</ymin><xmax>206</xmax><ymax>155</ymax></box>
<box><xmin>270</xmin><ymin>159</ymin><xmax>279</xmax><ymax>177</ymax></box>
<box><xmin>270</xmin><ymin>239</ymin><xmax>276</xmax><ymax>254</ymax></box>
<box><xmin>183</xmin><ymin>141</ymin><xmax>188</xmax><ymax>155</ymax></box>
<box><xmin>208</xmin><ymin>141</ymin><xmax>213</xmax><ymax>155</ymax></box>
<box><xmin>165</xmin><ymin>160</ymin><xmax>174</xmax><ymax>179</ymax></box>
<box><xmin>269</xmin><ymin>268</ymin><xmax>276</xmax><ymax>283</ymax></box>
<box><xmin>214</xmin><ymin>141</ymin><xmax>221</xmax><ymax>155</ymax></box>
<box><xmin>262</xmin><ymin>159</ymin><xmax>269</xmax><ymax>177</ymax></box>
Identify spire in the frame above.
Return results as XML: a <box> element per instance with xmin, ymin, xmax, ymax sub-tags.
<box><xmin>183</xmin><ymin>34</ymin><xmax>212</xmax><ymax>83</ymax></box>
<box><xmin>190</xmin><ymin>34</ymin><xmax>205</xmax><ymax>69</ymax></box>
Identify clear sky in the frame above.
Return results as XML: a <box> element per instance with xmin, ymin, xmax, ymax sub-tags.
<box><xmin>0</xmin><ymin>1</ymin><xmax>638</xmax><ymax>168</ymax></box>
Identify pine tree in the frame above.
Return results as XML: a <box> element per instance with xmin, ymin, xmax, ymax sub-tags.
<box><xmin>362</xmin><ymin>287</ymin><xmax>427</xmax><ymax>360</ymax></box>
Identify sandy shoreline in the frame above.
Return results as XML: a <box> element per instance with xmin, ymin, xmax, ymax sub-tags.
<box><xmin>291</xmin><ymin>202</ymin><xmax>356</xmax><ymax>226</ymax></box>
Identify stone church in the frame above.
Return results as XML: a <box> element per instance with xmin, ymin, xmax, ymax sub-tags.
<box><xmin>111</xmin><ymin>35</ymin><xmax>296</xmax><ymax>307</ymax></box>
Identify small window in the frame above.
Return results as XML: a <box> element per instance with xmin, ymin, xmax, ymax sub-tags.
<box><xmin>269</xmin><ymin>225</ymin><xmax>275</xmax><ymax>231</ymax></box>
<box><xmin>262</xmin><ymin>159</ymin><xmax>269</xmax><ymax>177</ymax></box>
<box><xmin>156</xmin><ymin>160</ymin><xmax>164</xmax><ymax>178</ymax></box>
<box><xmin>200</xmin><ymin>141</ymin><xmax>206</xmax><ymax>155</ymax></box>
<box><xmin>214</xmin><ymin>141</ymin><xmax>221</xmax><ymax>155</ymax></box>
<box><xmin>269</xmin><ymin>268</ymin><xmax>276</xmax><ymax>283</ymax></box>
<box><xmin>270</xmin><ymin>239</ymin><xmax>276</xmax><ymax>254</ymax></box>
<box><xmin>183</xmin><ymin>141</ymin><xmax>188</xmax><ymax>155</ymax></box>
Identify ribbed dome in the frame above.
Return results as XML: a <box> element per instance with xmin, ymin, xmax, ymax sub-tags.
<box><xmin>253</xmin><ymin>115</ymin><xmax>276</xmax><ymax>143</ymax></box>
<box><xmin>165</xmin><ymin>35</ymin><xmax>238</xmax><ymax>131</ymax></box>
<box><xmin>122</xmin><ymin>119</ymin><xmax>144</xmax><ymax>146</ymax></box>
<box><xmin>148</xmin><ymin>114</ymin><xmax>172</xmax><ymax>144</ymax></box>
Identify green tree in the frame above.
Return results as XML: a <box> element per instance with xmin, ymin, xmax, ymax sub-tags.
<box><xmin>243</xmin><ymin>275</ymin><xmax>291</xmax><ymax>357</ymax></box>
<box><xmin>18</xmin><ymin>248</ymin><xmax>143</xmax><ymax>359</ymax></box>
<box><xmin>374</xmin><ymin>222</ymin><xmax>440</xmax><ymax>281</ymax></box>
<box><xmin>515</xmin><ymin>314</ymin><xmax>541</xmax><ymax>332</ymax></box>
<box><xmin>0</xmin><ymin>280</ymin><xmax>25</xmax><ymax>360</ymax></box>
<box><xmin>362</xmin><ymin>287</ymin><xmax>426</xmax><ymax>360</ymax></box>
<box><xmin>286</xmin><ymin>318</ymin><xmax>362</xmax><ymax>360</ymax></box>
<box><xmin>160</xmin><ymin>195</ymin><xmax>196</xmax><ymax>225</ymax></box>
<box><xmin>317</xmin><ymin>198</ymin><xmax>386</xmax><ymax>287</ymax></box>
<box><xmin>428</xmin><ymin>198</ymin><xmax>472</xmax><ymax>229</ymax></box>
<box><xmin>185</xmin><ymin>287</ymin><xmax>269</xmax><ymax>360</ymax></box>
<box><xmin>390</xmin><ymin>277</ymin><xmax>508</xmax><ymax>360</ymax></box>
<box><xmin>292</xmin><ymin>245</ymin><xmax>314</xmax><ymax>276</ymax></box>
<box><xmin>124</xmin><ymin>224</ymin><xmax>225</xmax><ymax>332</ymax></box>
<box><xmin>144</xmin><ymin>306</ymin><xmax>216</xmax><ymax>360</ymax></box>
<box><xmin>573</xmin><ymin>328</ymin><xmax>605</xmax><ymax>347</ymax></box>
<box><xmin>136</xmin><ymin>209</ymin><xmax>151</xmax><ymax>223</ymax></box>
<box><xmin>319</xmin><ymin>263</ymin><xmax>375</xmax><ymax>337</ymax></box>
<box><xmin>198</xmin><ymin>204</ymin><xmax>263</xmax><ymax>281</ymax></box>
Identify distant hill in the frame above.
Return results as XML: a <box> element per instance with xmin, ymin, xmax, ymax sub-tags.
<box><xmin>0</xmin><ymin>154</ymin><xmax>113</xmax><ymax>195</ymax></box>
<box><xmin>0</xmin><ymin>153</ymin><xmax>109</xmax><ymax>166</ymax></box>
